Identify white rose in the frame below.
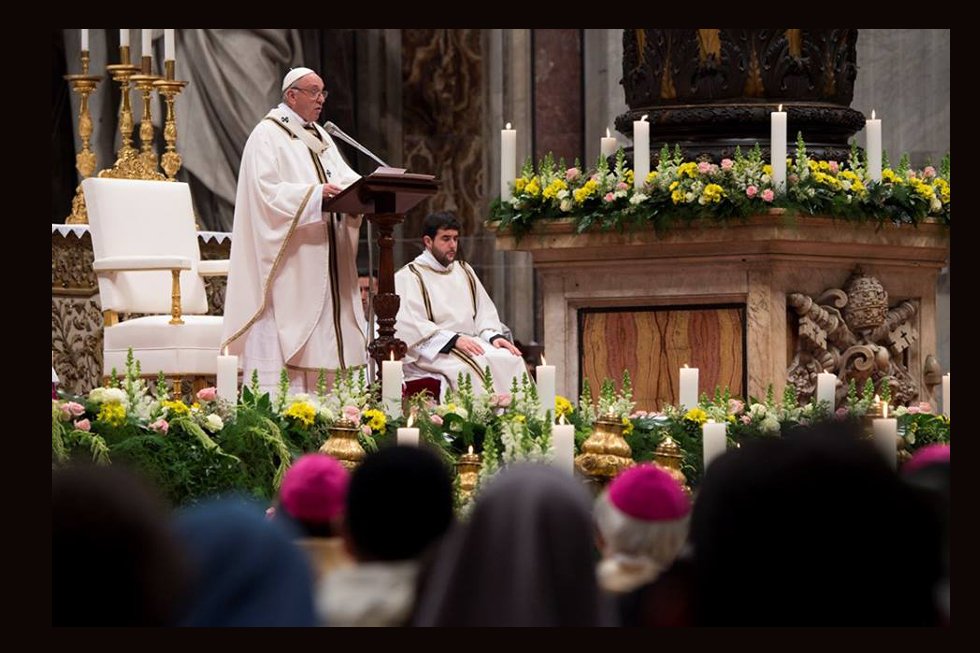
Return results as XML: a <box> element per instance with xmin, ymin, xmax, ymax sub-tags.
<box><xmin>204</xmin><ymin>414</ymin><xmax>224</xmax><ymax>433</ymax></box>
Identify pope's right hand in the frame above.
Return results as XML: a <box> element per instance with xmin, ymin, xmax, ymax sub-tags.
<box><xmin>455</xmin><ymin>335</ymin><xmax>485</xmax><ymax>356</ymax></box>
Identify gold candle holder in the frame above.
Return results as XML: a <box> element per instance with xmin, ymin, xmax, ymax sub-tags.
<box><xmin>63</xmin><ymin>50</ymin><xmax>103</xmax><ymax>224</ymax></box>
<box><xmin>130</xmin><ymin>67</ymin><xmax>162</xmax><ymax>173</ymax></box>
<box><xmin>574</xmin><ymin>415</ymin><xmax>634</xmax><ymax>486</ymax></box>
<box><xmin>456</xmin><ymin>446</ymin><xmax>482</xmax><ymax>504</ymax></box>
<box><xmin>153</xmin><ymin>70</ymin><xmax>188</xmax><ymax>180</ymax></box>
<box><xmin>652</xmin><ymin>435</ymin><xmax>693</xmax><ymax>496</ymax></box>
<box><xmin>105</xmin><ymin>47</ymin><xmax>140</xmax><ymax>162</ymax></box>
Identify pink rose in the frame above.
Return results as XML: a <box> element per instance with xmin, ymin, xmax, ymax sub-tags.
<box><xmin>918</xmin><ymin>402</ymin><xmax>933</xmax><ymax>413</ymax></box>
<box><xmin>603</xmin><ymin>192</ymin><xmax>615</xmax><ymax>202</ymax></box>
<box><xmin>565</xmin><ymin>167</ymin><xmax>580</xmax><ymax>181</ymax></box>
<box><xmin>746</xmin><ymin>185</ymin><xmax>758</xmax><ymax>198</ymax></box>
<box><xmin>828</xmin><ymin>160</ymin><xmax>840</xmax><ymax>173</ymax></box>
<box><xmin>362</xmin><ymin>425</ymin><xmax>373</xmax><ymax>436</ymax></box>
<box><xmin>788</xmin><ymin>173</ymin><xmax>799</xmax><ymax>185</ymax></box>
<box><xmin>150</xmin><ymin>418</ymin><xmax>169</xmax><ymax>434</ymax></box>
<box><xmin>61</xmin><ymin>401</ymin><xmax>86</xmax><ymax>418</ymax></box>
<box><xmin>834</xmin><ymin>407</ymin><xmax>849</xmax><ymax>420</ymax></box>
<box><xmin>740</xmin><ymin>415</ymin><xmax>752</xmax><ymax>425</ymax></box>
<box><xmin>196</xmin><ymin>387</ymin><xmax>217</xmax><ymax>402</ymax></box>
<box><xmin>762</xmin><ymin>189</ymin><xmax>775</xmax><ymax>203</ymax></box>
<box><xmin>74</xmin><ymin>418</ymin><xmax>91</xmax><ymax>432</ymax></box>
<box><xmin>697</xmin><ymin>161</ymin><xmax>712</xmax><ymax>174</ymax></box>
<box><xmin>721</xmin><ymin>158</ymin><xmax>734</xmax><ymax>171</ymax></box>
<box><xmin>923</xmin><ymin>166</ymin><xmax>936</xmax><ymax>179</ymax></box>
<box><xmin>728</xmin><ymin>398</ymin><xmax>745</xmax><ymax>415</ymax></box>
<box><xmin>343</xmin><ymin>405</ymin><xmax>361</xmax><ymax>423</ymax></box>
<box><xmin>429</xmin><ymin>414</ymin><xmax>444</xmax><ymax>426</ymax></box>
<box><xmin>616</xmin><ymin>181</ymin><xmax>629</xmax><ymax>191</ymax></box>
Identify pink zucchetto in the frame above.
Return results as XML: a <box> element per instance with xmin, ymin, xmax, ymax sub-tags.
<box><xmin>902</xmin><ymin>444</ymin><xmax>950</xmax><ymax>476</ymax></box>
<box><xmin>279</xmin><ymin>453</ymin><xmax>349</xmax><ymax>523</ymax></box>
<box><xmin>608</xmin><ymin>464</ymin><xmax>690</xmax><ymax>521</ymax></box>
<box><xmin>282</xmin><ymin>66</ymin><xmax>316</xmax><ymax>92</ymax></box>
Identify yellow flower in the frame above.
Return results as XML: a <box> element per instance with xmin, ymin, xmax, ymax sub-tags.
<box><xmin>678</xmin><ymin>162</ymin><xmax>699</xmax><ymax>178</ymax></box>
<box><xmin>933</xmin><ymin>178</ymin><xmax>950</xmax><ymax>204</ymax></box>
<box><xmin>162</xmin><ymin>399</ymin><xmax>190</xmax><ymax>416</ymax></box>
<box><xmin>671</xmin><ymin>189</ymin><xmax>685</xmax><ymax>204</ymax></box>
<box><xmin>363</xmin><ymin>408</ymin><xmax>387</xmax><ymax>433</ymax></box>
<box><xmin>513</xmin><ymin>177</ymin><xmax>527</xmax><ymax>193</ymax></box>
<box><xmin>645</xmin><ymin>171</ymin><xmax>658</xmax><ymax>185</ymax></box>
<box><xmin>684</xmin><ymin>407</ymin><xmax>708</xmax><ymax>425</ymax></box>
<box><xmin>625</xmin><ymin>169</ymin><xmax>635</xmax><ymax>184</ymax></box>
<box><xmin>702</xmin><ymin>183</ymin><xmax>725</xmax><ymax>203</ymax></box>
<box><xmin>555</xmin><ymin>395</ymin><xmax>574</xmax><ymax>418</ymax></box>
<box><xmin>621</xmin><ymin>416</ymin><xmax>635</xmax><ymax>436</ymax></box>
<box><xmin>573</xmin><ymin>179</ymin><xmax>599</xmax><ymax>204</ymax></box>
<box><xmin>668</xmin><ymin>180</ymin><xmax>680</xmax><ymax>191</ymax></box>
<box><xmin>812</xmin><ymin>171</ymin><xmax>841</xmax><ymax>190</ymax></box>
<box><xmin>763</xmin><ymin>164</ymin><xmax>773</xmax><ymax>176</ymax></box>
<box><xmin>513</xmin><ymin>414</ymin><xmax>526</xmax><ymax>423</ymax></box>
<box><xmin>910</xmin><ymin>178</ymin><xmax>935</xmax><ymax>200</ymax></box>
<box><xmin>542</xmin><ymin>178</ymin><xmax>567</xmax><ymax>200</ymax></box>
<box><xmin>97</xmin><ymin>402</ymin><xmax>127</xmax><ymax>427</ymax></box>
<box><xmin>525</xmin><ymin>177</ymin><xmax>541</xmax><ymax>197</ymax></box>
<box><xmin>284</xmin><ymin>401</ymin><xmax>317</xmax><ymax>428</ymax></box>
<box><xmin>882</xmin><ymin>168</ymin><xmax>903</xmax><ymax>184</ymax></box>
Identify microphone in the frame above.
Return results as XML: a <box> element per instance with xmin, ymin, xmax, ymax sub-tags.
<box><xmin>323</xmin><ymin>121</ymin><xmax>390</xmax><ymax>168</ymax></box>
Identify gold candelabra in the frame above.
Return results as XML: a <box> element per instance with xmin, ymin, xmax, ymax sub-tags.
<box><xmin>153</xmin><ymin>60</ymin><xmax>188</xmax><ymax>180</ymax></box>
<box><xmin>105</xmin><ymin>46</ymin><xmax>140</xmax><ymax>162</ymax></box>
<box><xmin>63</xmin><ymin>50</ymin><xmax>103</xmax><ymax>224</ymax></box>
<box><xmin>129</xmin><ymin>56</ymin><xmax>161</xmax><ymax>173</ymax></box>
<box><xmin>456</xmin><ymin>446</ymin><xmax>482</xmax><ymax>504</ymax></box>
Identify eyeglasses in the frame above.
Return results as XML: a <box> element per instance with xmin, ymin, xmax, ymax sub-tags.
<box><xmin>291</xmin><ymin>86</ymin><xmax>328</xmax><ymax>100</ymax></box>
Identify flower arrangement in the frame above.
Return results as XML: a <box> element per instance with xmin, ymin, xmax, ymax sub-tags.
<box><xmin>53</xmin><ymin>350</ymin><xmax>949</xmax><ymax>507</ymax></box>
<box><xmin>490</xmin><ymin>137</ymin><xmax>951</xmax><ymax>239</ymax></box>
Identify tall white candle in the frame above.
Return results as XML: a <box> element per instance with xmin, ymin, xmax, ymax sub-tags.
<box><xmin>500</xmin><ymin>122</ymin><xmax>517</xmax><ymax>201</ymax></box>
<box><xmin>142</xmin><ymin>29</ymin><xmax>152</xmax><ymax>58</ymax></box>
<box><xmin>873</xmin><ymin>410</ymin><xmax>898</xmax><ymax>470</ymax></box>
<box><xmin>679</xmin><ymin>365</ymin><xmax>699</xmax><ymax>409</ymax></box>
<box><xmin>601</xmin><ymin>127</ymin><xmax>617</xmax><ymax>159</ymax></box>
<box><xmin>816</xmin><ymin>372</ymin><xmax>837</xmax><ymax>409</ymax></box>
<box><xmin>702</xmin><ymin>420</ymin><xmax>727</xmax><ymax>471</ymax></box>
<box><xmin>381</xmin><ymin>357</ymin><xmax>403</xmax><ymax>416</ymax></box>
<box><xmin>866</xmin><ymin>110</ymin><xmax>882</xmax><ymax>182</ymax></box>
<box><xmin>536</xmin><ymin>358</ymin><xmax>556</xmax><ymax>420</ymax></box>
<box><xmin>81</xmin><ymin>29</ymin><xmax>89</xmax><ymax>52</ymax></box>
<box><xmin>771</xmin><ymin>104</ymin><xmax>787</xmax><ymax>192</ymax></box>
<box><xmin>164</xmin><ymin>29</ymin><xmax>175</xmax><ymax>62</ymax></box>
<box><xmin>633</xmin><ymin>114</ymin><xmax>649</xmax><ymax>189</ymax></box>
<box><xmin>552</xmin><ymin>419</ymin><xmax>575</xmax><ymax>475</ymax></box>
<box><xmin>120</xmin><ymin>29</ymin><xmax>130</xmax><ymax>48</ymax></box>
<box><xmin>942</xmin><ymin>373</ymin><xmax>950</xmax><ymax>418</ymax></box>
<box><xmin>397</xmin><ymin>420</ymin><xmax>419</xmax><ymax>447</ymax></box>
<box><xmin>216</xmin><ymin>349</ymin><xmax>238</xmax><ymax>402</ymax></box>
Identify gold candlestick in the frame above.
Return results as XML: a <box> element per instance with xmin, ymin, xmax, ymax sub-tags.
<box><xmin>130</xmin><ymin>68</ymin><xmax>162</xmax><ymax>173</ymax></box>
<box><xmin>154</xmin><ymin>70</ymin><xmax>188</xmax><ymax>180</ymax></box>
<box><xmin>652</xmin><ymin>435</ymin><xmax>693</xmax><ymax>496</ymax></box>
<box><xmin>456</xmin><ymin>446</ymin><xmax>482</xmax><ymax>504</ymax></box>
<box><xmin>105</xmin><ymin>47</ymin><xmax>140</xmax><ymax>162</ymax></box>
<box><xmin>63</xmin><ymin>50</ymin><xmax>103</xmax><ymax>224</ymax></box>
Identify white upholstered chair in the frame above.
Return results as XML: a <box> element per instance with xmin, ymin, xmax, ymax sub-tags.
<box><xmin>82</xmin><ymin>177</ymin><xmax>228</xmax><ymax>388</ymax></box>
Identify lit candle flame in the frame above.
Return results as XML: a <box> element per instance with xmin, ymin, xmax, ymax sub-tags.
<box><xmin>641</xmin><ymin>114</ymin><xmax>649</xmax><ymax>122</ymax></box>
<box><xmin>706</xmin><ymin>418</ymin><xmax>715</xmax><ymax>424</ymax></box>
<box><xmin>683</xmin><ymin>363</ymin><xmax>689</xmax><ymax>369</ymax></box>
<box><xmin>468</xmin><ymin>445</ymin><xmax>474</xmax><ymax>455</ymax></box>
<box><xmin>606</xmin><ymin>127</ymin><xmax>611</xmax><ymax>138</ymax></box>
<box><xmin>871</xmin><ymin>109</ymin><xmax>876</xmax><ymax>120</ymax></box>
<box><xmin>222</xmin><ymin>347</ymin><xmax>228</xmax><ymax>356</ymax></box>
<box><xmin>505</xmin><ymin>122</ymin><xmax>512</xmax><ymax>130</ymax></box>
<box><xmin>540</xmin><ymin>353</ymin><xmax>547</xmax><ymax>366</ymax></box>
<box><xmin>882</xmin><ymin>404</ymin><xmax>889</xmax><ymax>419</ymax></box>
<box><xmin>406</xmin><ymin>412</ymin><xmax>414</xmax><ymax>428</ymax></box>
<box><xmin>778</xmin><ymin>104</ymin><xmax>783</xmax><ymax>112</ymax></box>
<box><xmin>389</xmin><ymin>351</ymin><xmax>395</xmax><ymax>361</ymax></box>
<box><xmin>873</xmin><ymin>394</ymin><xmax>880</xmax><ymax>402</ymax></box>
<box><xmin>558</xmin><ymin>413</ymin><xmax>567</xmax><ymax>426</ymax></box>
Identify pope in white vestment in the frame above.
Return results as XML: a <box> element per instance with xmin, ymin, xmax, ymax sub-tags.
<box><xmin>221</xmin><ymin>68</ymin><xmax>368</xmax><ymax>394</ymax></box>
<box><xmin>394</xmin><ymin>212</ymin><xmax>528</xmax><ymax>400</ymax></box>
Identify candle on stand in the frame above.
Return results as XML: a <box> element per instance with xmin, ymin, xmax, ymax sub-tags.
<box><xmin>816</xmin><ymin>372</ymin><xmax>837</xmax><ymax>409</ymax></box>
<box><xmin>771</xmin><ymin>104</ymin><xmax>787</xmax><ymax>192</ymax></box>
<box><xmin>702</xmin><ymin>420</ymin><xmax>727</xmax><ymax>471</ymax></box>
<box><xmin>601</xmin><ymin>127</ymin><xmax>617</xmax><ymax>159</ymax></box>
<box><xmin>142</xmin><ymin>29</ymin><xmax>152</xmax><ymax>58</ymax></box>
<box><xmin>552</xmin><ymin>415</ymin><xmax>575</xmax><ymax>475</ymax></box>
<box><xmin>873</xmin><ymin>405</ymin><xmax>898</xmax><ymax>469</ymax></box>
<box><xmin>866</xmin><ymin>109</ymin><xmax>882</xmax><ymax>182</ymax></box>
<box><xmin>500</xmin><ymin>122</ymin><xmax>517</xmax><ymax>201</ymax></box>
<box><xmin>216</xmin><ymin>348</ymin><xmax>238</xmax><ymax>402</ymax></box>
<box><xmin>942</xmin><ymin>373</ymin><xmax>950</xmax><ymax>418</ymax></box>
<box><xmin>633</xmin><ymin>114</ymin><xmax>649</xmax><ymax>189</ymax></box>
<box><xmin>164</xmin><ymin>29</ymin><xmax>175</xmax><ymax>62</ymax></box>
<box><xmin>536</xmin><ymin>355</ymin><xmax>556</xmax><ymax>420</ymax></box>
<box><xmin>81</xmin><ymin>29</ymin><xmax>89</xmax><ymax>52</ymax></box>
<box><xmin>120</xmin><ymin>29</ymin><xmax>130</xmax><ymax>47</ymax></box>
<box><xmin>679</xmin><ymin>365</ymin><xmax>699</xmax><ymax>409</ymax></box>
<box><xmin>381</xmin><ymin>353</ymin><xmax>403</xmax><ymax>417</ymax></box>
<box><xmin>397</xmin><ymin>413</ymin><xmax>419</xmax><ymax>446</ymax></box>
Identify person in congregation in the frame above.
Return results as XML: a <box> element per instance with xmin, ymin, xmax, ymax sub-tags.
<box><xmin>394</xmin><ymin>211</ymin><xmax>527</xmax><ymax>400</ymax></box>
<box><xmin>316</xmin><ymin>446</ymin><xmax>455</xmax><ymax>626</ymax></box>
<box><xmin>221</xmin><ymin>66</ymin><xmax>368</xmax><ymax>397</ymax></box>
<box><xmin>274</xmin><ymin>453</ymin><xmax>354</xmax><ymax>583</ymax></box>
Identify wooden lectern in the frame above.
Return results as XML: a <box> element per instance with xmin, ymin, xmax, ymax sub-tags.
<box><xmin>322</xmin><ymin>168</ymin><xmax>438</xmax><ymax>376</ymax></box>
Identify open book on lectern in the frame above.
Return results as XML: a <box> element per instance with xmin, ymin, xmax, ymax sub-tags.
<box><xmin>321</xmin><ymin>166</ymin><xmax>438</xmax><ymax>215</ymax></box>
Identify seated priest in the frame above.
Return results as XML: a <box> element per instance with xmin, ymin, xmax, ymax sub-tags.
<box><xmin>394</xmin><ymin>211</ymin><xmax>527</xmax><ymax>400</ymax></box>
